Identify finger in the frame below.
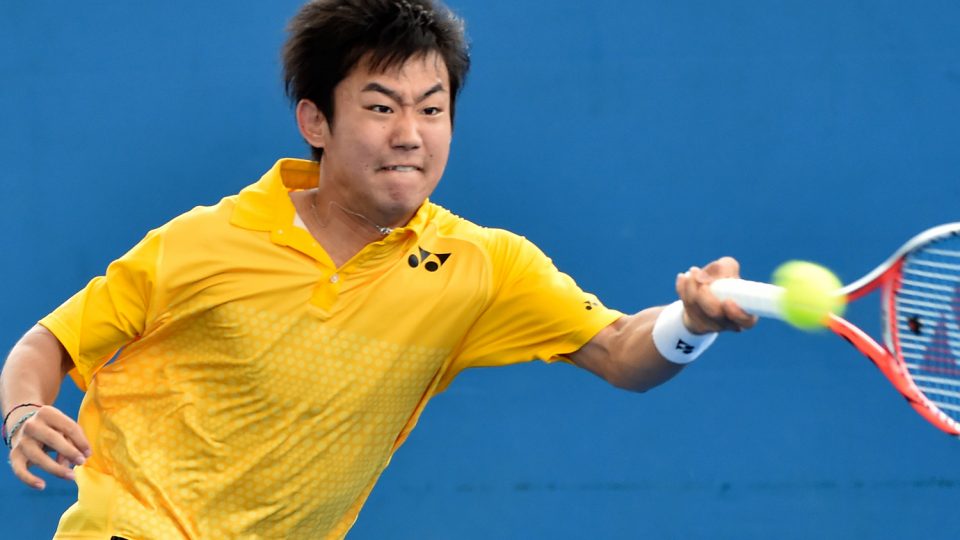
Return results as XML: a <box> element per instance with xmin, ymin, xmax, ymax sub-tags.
<box><xmin>721</xmin><ymin>297</ymin><xmax>752</xmax><ymax>321</ymax></box>
<box><xmin>19</xmin><ymin>438</ymin><xmax>76</xmax><ymax>481</ymax></box>
<box><xmin>714</xmin><ymin>299</ymin><xmax>757</xmax><ymax>331</ymax></box>
<box><xmin>676</xmin><ymin>268</ymin><xmax>698</xmax><ymax>309</ymax></box>
<box><xmin>9</xmin><ymin>448</ymin><xmax>47</xmax><ymax>490</ymax></box>
<box><xmin>723</xmin><ymin>300</ymin><xmax>759</xmax><ymax>330</ymax></box>
<box><xmin>694</xmin><ymin>265</ymin><xmax>714</xmax><ymax>284</ymax></box>
<box><xmin>675</xmin><ymin>271</ymin><xmax>686</xmax><ymax>298</ymax></box>
<box><xmin>679</xmin><ymin>267</ymin><xmax>699</xmax><ymax>302</ymax></box>
<box><xmin>679</xmin><ymin>269</ymin><xmax>702</xmax><ymax>317</ymax></box>
<box><xmin>19</xmin><ymin>418</ymin><xmax>87</xmax><ymax>467</ymax></box>
<box><xmin>35</xmin><ymin>407</ymin><xmax>91</xmax><ymax>461</ymax></box>
<box><xmin>17</xmin><ymin>421</ymin><xmax>80</xmax><ymax>480</ymax></box>
<box><xmin>702</xmin><ymin>256</ymin><xmax>740</xmax><ymax>279</ymax></box>
<box><xmin>679</xmin><ymin>269</ymin><xmax>723</xmax><ymax>333</ymax></box>
<box><xmin>688</xmin><ymin>269</ymin><xmax>725</xmax><ymax>321</ymax></box>
<box><xmin>48</xmin><ymin>420</ymin><xmax>90</xmax><ymax>463</ymax></box>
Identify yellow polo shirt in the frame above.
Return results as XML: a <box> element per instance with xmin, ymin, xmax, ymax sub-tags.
<box><xmin>40</xmin><ymin>159</ymin><xmax>622</xmax><ymax>539</ymax></box>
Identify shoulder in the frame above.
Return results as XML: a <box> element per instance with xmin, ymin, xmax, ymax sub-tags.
<box><xmin>163</xmin><ymin>195</ymin><xmax>237</xmax><ymax>232</ymax></box>
<box><xmin>429</xmin><ymin>201</ymin><xmax>538</xmax><ymax>243</ymax></box>
<box><xmin>420</xmin><ymin>202</ymin><xmax>548</xmax><ymax>277</ymax></box>
<box><xmin>424</xmin><ymin>202</ymin><xmax>539</xmax><ymax>251</ymax></box>
<box><xmin>149</xmin><ymin>195</ymin><xmax>239</xmax><ymax>247</ymax></box>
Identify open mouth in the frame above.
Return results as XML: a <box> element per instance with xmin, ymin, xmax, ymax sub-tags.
<box><xmin>380</xmin><ymin>165</ymin><xmax>421</xmax><ymax>172</ymax></box>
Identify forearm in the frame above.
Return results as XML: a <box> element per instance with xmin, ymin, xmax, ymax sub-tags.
<box><xmin>1</xmin><ymin>325</ymin><xmax>71</xmax><ymax>421</ymax></box>
<box><xmin>570</xmin><ymin>307</ymin><xmax>684</xmax><ymax>393</ymax></box>
<box><xmin>605</xmin><ymin>308</ymin><xmax>686</xmax><ymax>392</ymax></box>
<box><xmin>3</xmin><ymin>325</ymin><xmax>89</xmax><ymax>489</ymax></box>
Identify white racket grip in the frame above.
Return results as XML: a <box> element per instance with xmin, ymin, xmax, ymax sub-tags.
<box><xmin>709</xmin><ymin>278</ymin><xmax>786</xmax><ymax>320</ymax></box>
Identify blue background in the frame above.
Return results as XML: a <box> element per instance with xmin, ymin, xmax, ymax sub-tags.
<box><xmin>2</xmin><ymin>1</ymin><xmax>959</xmax><ymax>538</ymax></box>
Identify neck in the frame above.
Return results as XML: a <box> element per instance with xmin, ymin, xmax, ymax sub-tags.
<box><xmin>311</xmin><ymin>188</ymin><xmax>398</xmax><ymax>239</ymax></box>
<box><xmin>291</xmin><ymin>188</ymin><xmax>396</xmax><ymax>268</ymax></box>
<box><xmin>325</xmin><ymin>200</ymin><xmax>395</xmax><ymax>237</ymax></box>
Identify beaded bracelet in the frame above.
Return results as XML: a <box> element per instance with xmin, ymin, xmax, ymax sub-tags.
<box><xmin>1</xmin><ymin>403</ymin><xmax>41</xmax><ymax>444</ymax></box>
<box><xmin>4</xmin><ymin>410</ymin><xmax>39</xmax><ymax>448</ymax></box>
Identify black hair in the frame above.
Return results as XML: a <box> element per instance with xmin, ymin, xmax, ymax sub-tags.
<box><xmin>282</xmin><ymin>0</ymin><xmax>470</xmax><ymax>161</ymax></box>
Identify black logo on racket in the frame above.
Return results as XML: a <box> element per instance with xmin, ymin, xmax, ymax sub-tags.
<box><xmin>907</xmin><ymin>314</ymin><xmax>923</xmax><ymax>335</ymax></box>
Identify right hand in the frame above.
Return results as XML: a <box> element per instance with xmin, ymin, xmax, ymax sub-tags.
<box><xmin>676</xmin><ymin>256</ymin><xmax>758</xmax><ymax>334</ymax></box>
<box><xmin>7</xmin><ymin>405</ymin><xmax>91</xmax><ymax>490</ymax></box>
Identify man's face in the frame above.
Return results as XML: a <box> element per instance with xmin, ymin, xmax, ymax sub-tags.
<box><xmin>310</xmin><ymin>51</ymin><xmax>453</xmax><ymax>228</ymax></box>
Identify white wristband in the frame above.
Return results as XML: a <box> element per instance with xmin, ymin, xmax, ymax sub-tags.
<box><xmin>652</xmin><ymin>300</ymin><xmax>718</xmax><ymax>364</ymax></box>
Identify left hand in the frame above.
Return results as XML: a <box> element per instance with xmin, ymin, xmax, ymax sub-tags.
<box><xmin>677</xmin><ymin>256</ymin><xmax>758</xmax><ymax>334</ymax></box>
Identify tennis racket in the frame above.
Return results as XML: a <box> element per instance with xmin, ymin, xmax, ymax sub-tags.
<box><xmin>710</xmin><ymin>223</ymin><xmax>960</xmax><ymax>436</ymax></box>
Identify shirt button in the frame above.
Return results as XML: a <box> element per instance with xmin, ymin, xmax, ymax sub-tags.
<box><xmin>329</xmin><ymin>274</ymin><xmax>340</xmax><ymax>284</ymax></box>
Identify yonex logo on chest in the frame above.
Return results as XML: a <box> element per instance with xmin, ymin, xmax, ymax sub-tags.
<box><xmin>408</xmin><ymin>247</ymin><xmax>451</xmax><ymax>272</ymax></box>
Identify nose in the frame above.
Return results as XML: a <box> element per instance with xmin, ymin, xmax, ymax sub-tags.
<box><xmin>390</xmin><ymin>110</ymin><xmax>422</xmax><ymax>151</ymax></box>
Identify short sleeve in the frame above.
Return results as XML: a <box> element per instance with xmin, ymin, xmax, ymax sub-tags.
<box><xmin>435</xmin><ymin>231</ymin><xmax>622</xmax><ymax>392</ymax></box>
<box><xmin>39</xmin><ymin>228</ymin><xmax>163</xmax><ymax>391</ymax></box>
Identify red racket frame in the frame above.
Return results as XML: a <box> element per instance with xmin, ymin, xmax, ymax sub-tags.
<box><xmin>827</xmin><ymin>253</ymin><xmax>960</xmax><ymax>436</ymax></box>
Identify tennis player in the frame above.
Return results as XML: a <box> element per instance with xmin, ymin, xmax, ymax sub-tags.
<box><xmin>1</xmin><ymin>0</ymin><xmax>755</xmax><ymax>538</ymax></box>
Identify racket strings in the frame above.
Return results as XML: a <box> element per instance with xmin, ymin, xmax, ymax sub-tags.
<box><xmin>892</xmin><ymin>233</ymin><xmax>960</xmax><ymax>423</ymax></box>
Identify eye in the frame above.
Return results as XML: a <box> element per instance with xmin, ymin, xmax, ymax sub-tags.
<box><xmin>422</xmin><ymin>107</ymin><xmax>443</xmax><ymax>116</ymax></box>
<box><xmin>369</xmin><ymin>105</ymin><xmax>393</xmax><ymax>114</ymax></box>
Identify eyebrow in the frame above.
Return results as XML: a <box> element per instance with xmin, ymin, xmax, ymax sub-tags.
<box><xmin>361</xmin><ymin>82</ymin><xmax>446</xmax><ymax>105</ymax></box>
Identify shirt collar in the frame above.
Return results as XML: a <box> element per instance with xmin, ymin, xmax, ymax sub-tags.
<box><xmin>230</xmin><ymin>158</ymin><xmax>435</xmax><ymax>239</ymax></box>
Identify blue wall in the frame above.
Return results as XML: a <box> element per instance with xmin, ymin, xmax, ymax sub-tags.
<box><xmin>2</xmin><ymin>1</ymin><xmax>959</xmax><ymax>538</ymax></box>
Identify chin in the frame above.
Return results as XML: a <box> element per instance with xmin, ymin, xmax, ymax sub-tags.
<box><xmin>378</xmin><ymin>193</ymin><xmax>427</xmax><ymax>224</ymax></box>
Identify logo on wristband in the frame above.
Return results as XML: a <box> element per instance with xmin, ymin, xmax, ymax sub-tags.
<box><xmin>675</xmin><ymin>339</ymin><xmax>695</xmax><ymax>354</ymax></box>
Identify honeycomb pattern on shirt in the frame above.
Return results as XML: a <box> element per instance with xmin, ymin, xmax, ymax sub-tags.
<box><xmin>69</xmin><ymin>301</ymin><xmax>451</xmax><ymax>539</ymax></box>
<box><xmin>47</xmin><ymin>162</ymin><xmax>624</xmax><ymax>539</ymax></box>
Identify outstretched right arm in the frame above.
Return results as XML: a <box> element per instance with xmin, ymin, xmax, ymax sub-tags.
<box><xmin>1</xmin><ymin>324</ymin><xmax>91</xmax><ymax>489</ymax></box>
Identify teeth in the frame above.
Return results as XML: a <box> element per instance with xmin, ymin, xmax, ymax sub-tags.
<box><xmin>387</xmin><ymin>166</ymin><xmax>417</xmax><ymax>172</ymax></box>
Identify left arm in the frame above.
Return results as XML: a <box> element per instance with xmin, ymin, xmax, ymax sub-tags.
<box><xmin>569</xmin><ymin>256</ymin><xmax>756</xmax><ymax>392</ymax></box>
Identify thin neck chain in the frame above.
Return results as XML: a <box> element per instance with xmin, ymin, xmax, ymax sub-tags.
<box><xmin>310</xmin><ymin>194</ymin><xmax>394</xmax><ymax>237</ymax></box>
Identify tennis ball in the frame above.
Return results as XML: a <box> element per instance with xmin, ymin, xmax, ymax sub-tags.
<box><xmin>772</xmin><ymin>260</ymin><xmax>846</xmax><ymax>330</ymax></box>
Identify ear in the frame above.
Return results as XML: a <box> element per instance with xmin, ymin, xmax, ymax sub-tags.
<box><xmin>296</xmin><ymin>99</ymin><xmax>328</xmax><ymax>149</ymax></box>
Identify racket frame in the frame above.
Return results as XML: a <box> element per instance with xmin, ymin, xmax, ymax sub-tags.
<box><xmin>827</xmin><ymin>259</ymin><xmax>960</xmax><ymax>436</ymax></box>
<box><xmin>712</xmin><ymin>223</ymin><xmax>960</xmax><ymax>436</ymax></box>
